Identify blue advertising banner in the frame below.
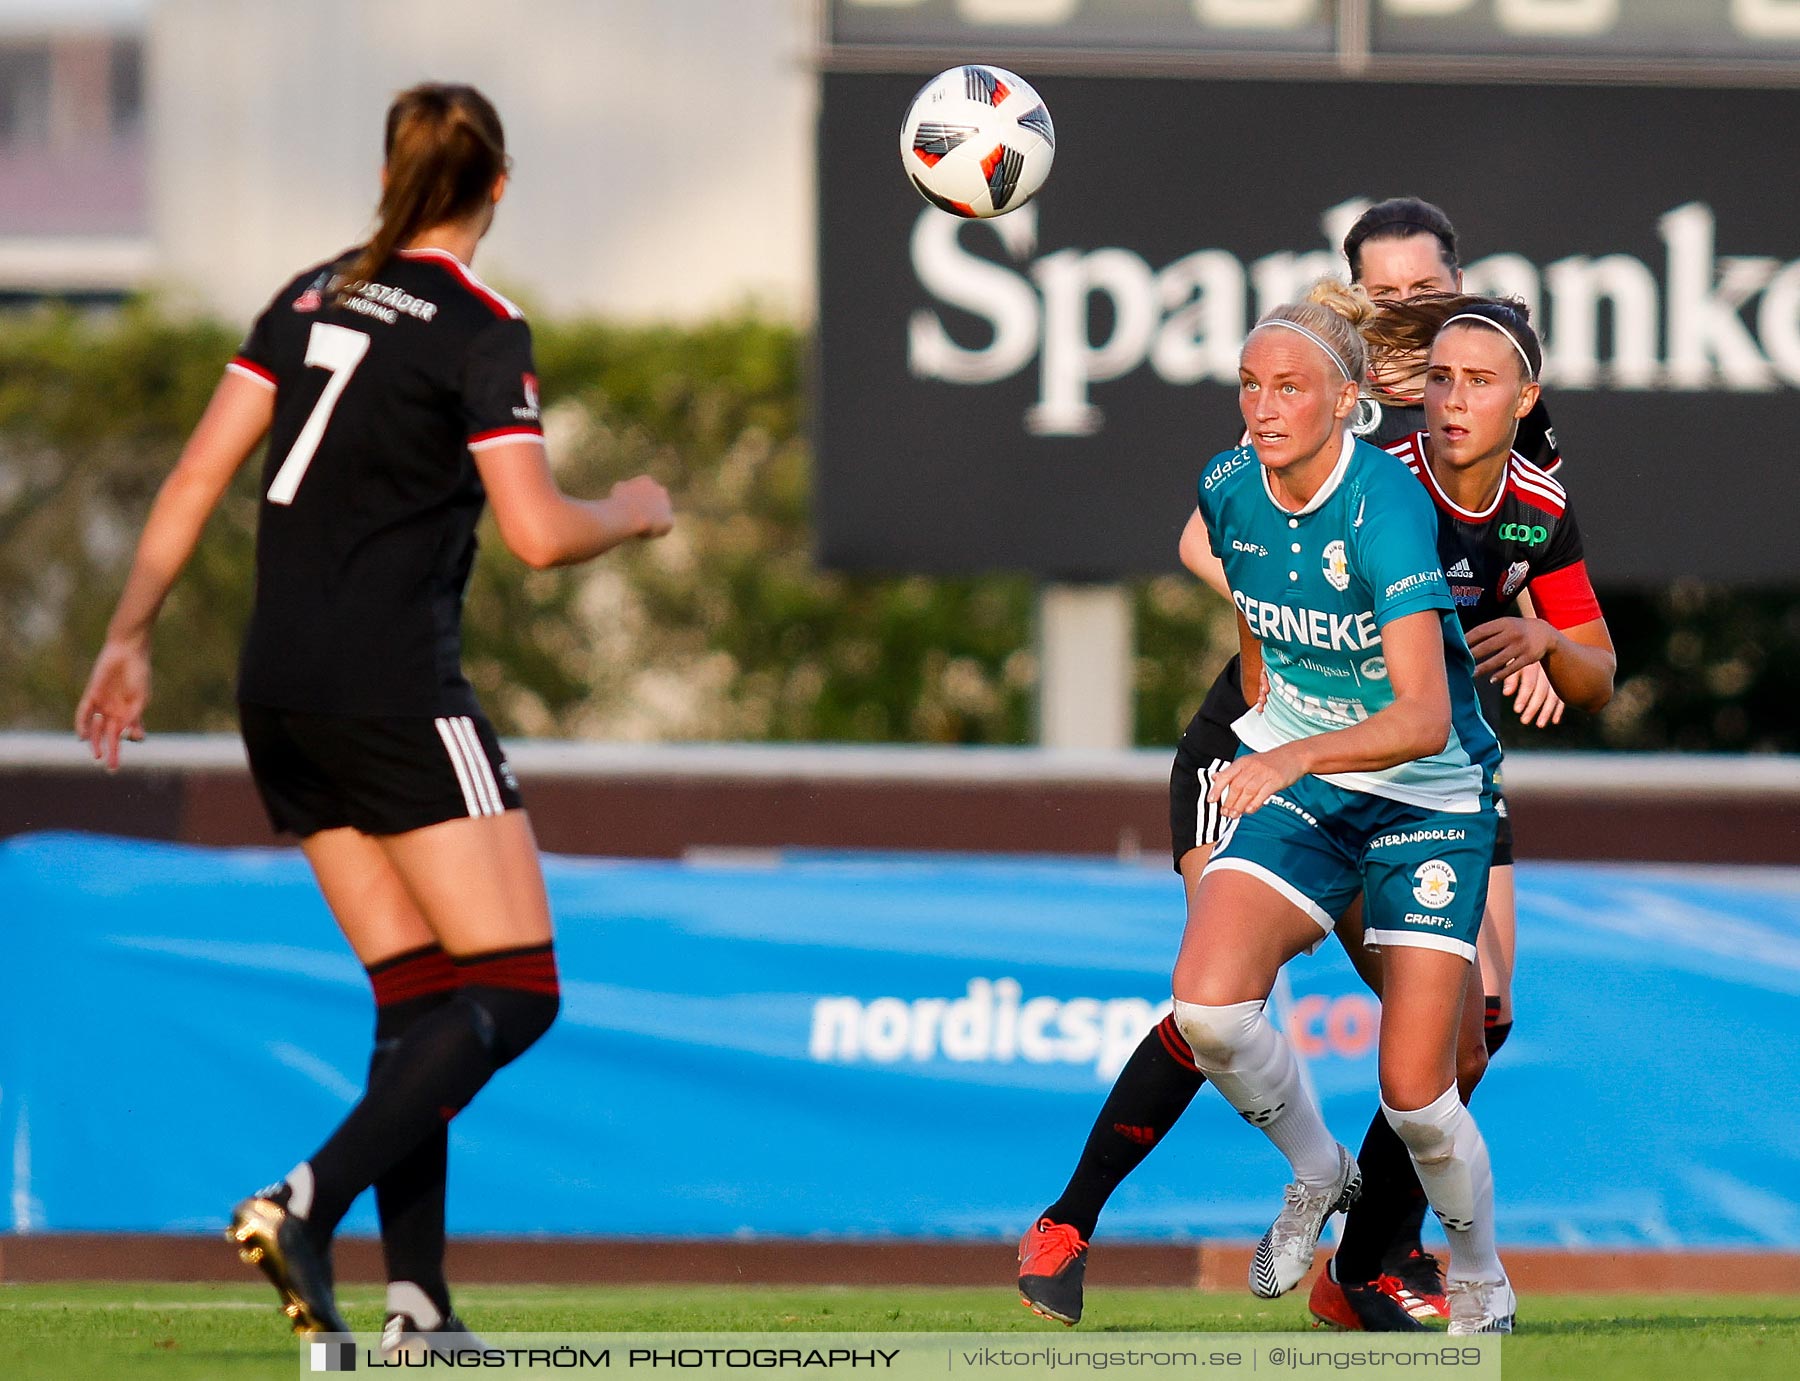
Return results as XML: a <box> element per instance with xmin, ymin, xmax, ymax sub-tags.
<box><xmin>2</xmin><ymin>833</ymin><xmax>1796</xmax><ymax>1246</ymax></box>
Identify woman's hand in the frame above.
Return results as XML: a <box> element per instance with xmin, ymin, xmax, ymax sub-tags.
<box><xmin>1466</xmin><ymin>616</ymin><xmax>1558</xmax><ymax>683</ymax></box>
<box><xmin>76</xmin><ymin>636</ymin><xmax>151</xmax><ymax>771</ymax></box>
<box><xmin>1501</xmin><ymin>658</ymin><xmax>1565</xmax><ymax>728</ymax></box>
<box><xmin>1206</xmin><ymin>741</ymin><xmax>1310</xmax><ymax>819</ymax></box>
<box><xmin>609</xmin><ymin>474</ymin><xmax>674</xmax><ymax>539</ymax></box>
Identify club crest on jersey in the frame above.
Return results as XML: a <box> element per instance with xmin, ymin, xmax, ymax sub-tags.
<box><xmin>1412</xmin><ymin>860</ymin><xmax>1457</xmax><ymax>910</ymax></box>
<box><xmin>1501</xmin><ymin>560</ymin><xmax>1531</xmax><ymax>599</ymax></box>
<box><xmin>291</xmin><ymin>273</ymin><xmax>328</xmax><ymax>314</ymax></box>
<box><xmin>1322</xmin><ymin>539</ymin><xmax>1350</xmax><ymax>591</ymax></box>
<box><xmin>514</xmin><ymin>373</ymin><xmax>540</xmax><ymax>422</ymax></box>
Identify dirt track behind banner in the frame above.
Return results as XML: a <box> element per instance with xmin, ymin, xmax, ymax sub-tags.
<box><xmin>4</xmin><ymin>737</ymin><xmax>1798</xmax><ymax>865</ymax></box>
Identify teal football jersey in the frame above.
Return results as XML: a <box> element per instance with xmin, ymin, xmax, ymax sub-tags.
<box><xmin>1197</xmin><ymin>434</ymin><xmax>1501</xmax><ymax>812</ymax></box>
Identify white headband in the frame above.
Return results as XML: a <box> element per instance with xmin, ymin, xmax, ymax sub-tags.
<box><xmin>1253</xmin><ymin>319</ymin><xmax>1353</xmax><ymax>381</ymax></box>
<box><xmin>1442</xmin><ymin>313</ymin><xmax>1537</xmax><ymax>380</ymax></box>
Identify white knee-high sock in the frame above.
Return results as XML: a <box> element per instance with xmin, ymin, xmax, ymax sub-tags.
<box><xmin>1173</xmin><ymin>998</ymin><xmax>1340</xmax><ymax>1187</ymax></box>
<box><xmin>1383</xmin><ymin>1084</ymin><xmax>1503</xmax><ymax>1282</ymax></box>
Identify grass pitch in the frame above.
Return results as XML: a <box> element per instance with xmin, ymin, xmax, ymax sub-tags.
<box><xmin>2</xmin><ymin>1282</ymin><xmax>1796</xmax><ymax>1380</ymax></box>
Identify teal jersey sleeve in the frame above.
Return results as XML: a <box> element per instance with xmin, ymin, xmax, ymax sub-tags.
<box><xmin>1351</xmin><ymin>458</ymin><xmax>1454</xmax><ymax>628</ymax></box>
<box><xmin>1196</xmin><ymin>445</ymin><xmax>1255</xmax><ymax>559</ymax></box>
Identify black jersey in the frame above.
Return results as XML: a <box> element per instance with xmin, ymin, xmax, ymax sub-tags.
<box><xmin>1384</xmin><ymin>431</ymin><xmax>1601</xmax><ymax>634</ymax></box>
<box><xmin>1356</xmin><ymin>395</ymin><xmax>1562</xmax><ymax>475</ymax></box>
<box><xmin>229</xmin><ymin>248</ymin><xmax>542</xmax><ymax>716</ymax></box>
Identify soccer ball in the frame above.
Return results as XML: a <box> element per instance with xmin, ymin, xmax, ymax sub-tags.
<box><xmin>899</xmin><ymin>65</ymin><xmax>1055</xmax><ymax>219</ymax></box>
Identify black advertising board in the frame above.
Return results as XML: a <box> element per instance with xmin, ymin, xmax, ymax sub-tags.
<box><xmin>815</xmin><ymin>71</ymin><xmax>1800</xmax><ymax>583</ymax></box>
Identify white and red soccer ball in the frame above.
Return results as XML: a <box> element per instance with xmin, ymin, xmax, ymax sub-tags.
<box><xmin>899</xmin><ymin>65</ymin><xmax>1055</xmax><ymax>219</ymax></box>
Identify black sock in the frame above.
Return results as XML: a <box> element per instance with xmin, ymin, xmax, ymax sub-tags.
<box><xmin>298</xmin><ymin>944</ymin><xmax>561</xmax><ymax>1247</ymax></box>
<box><xmin>1334</xmin><ymin>1107</ymin><xmax>1429</xmax><ymax>1283</ymax></box>
<box><xmin>366</xmin><ymin>945</ymin><xmax>459</xmax><ymax>1317</ymax></box>
<box><xmin>1042</xmin><ymin>1015</ymin><xmax>1207</xmax><ymax>1240</ymax></box>
<box><xmin>1484</xmin><ymin>997</ymin><xmax>1512</xmax><ymax>1057</ymax></box>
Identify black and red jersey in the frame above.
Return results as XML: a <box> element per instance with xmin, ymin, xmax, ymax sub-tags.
<box><xmin>229</xmin><ymin>248</ymin><xmax>542</xmax><ymax>716</ymax></box>
<box><xmin>1384</xmin><ymin>431</ymin><xmax>1601</xmax><ymax>634</ymax></box>
<box><xmin>1358</xmin><ymin>395</ymin><xmax>1562</xmax><ymax>475</ymax></box>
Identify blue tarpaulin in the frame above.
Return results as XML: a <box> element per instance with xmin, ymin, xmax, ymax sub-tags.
<box><xmin>3</xmin><ymin>832</ymin><xmax>1796</xmax><ymax>1246</ymax></box>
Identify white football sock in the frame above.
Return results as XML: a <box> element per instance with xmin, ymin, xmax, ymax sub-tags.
<box><xmin>284</xmin><ymin>1162</ymin><xmax>315</xmax><ymax>1219</ymax></box>
<box><xmin>386</xmin><ymin>1281</ymin><xmax>444</xmax><ymax>1329</ymax></box>
<box><xmin>1174</xmin><ymin>998</ymin><xmax>1340</xmax><ymax>1186</ymax></box>
<box><xmin>1383</xmin><ymin>1083</ymin><xmax>1503</xmax><ymax>1283</ymax></box>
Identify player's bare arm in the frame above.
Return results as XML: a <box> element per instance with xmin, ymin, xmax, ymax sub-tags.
<box><xmin>1177</xmin><ymin>505</ymin><xmax>1229</xmax><ymax>598</ymax></box>
<box><xmin>475</xmin><ymin>439</ymin><xmax>673</xmax><ymax>569</ymax></box>
<box><xmin>1180</xmin><ymin>505</ymin><xmax>1267</xmax><ymax>704</ymax></box>
<box><xmin>1466</xmin><ymin>613</ymin><xmax>1614</xmax><ymax>713</ymax></box>
<box><xmin>1209</xmin><ymin>610</ymin><xmax>1451</xmax><ymax>818</ymax></box>
<box><xmin>75</xmin><ymin>373</ymin><xmax>275</xmax><ymax>769</ymax></box>
<box><xmin>1501</xmin><ymin>589</ymin><xmax>1566</xmax><ymax>726</ymax></box>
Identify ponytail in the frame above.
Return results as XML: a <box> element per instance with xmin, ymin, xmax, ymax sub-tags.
<box><xmin>336</xmin><ymin>83</ymin><xmax>507</xmax><ymax>301</ymax></box>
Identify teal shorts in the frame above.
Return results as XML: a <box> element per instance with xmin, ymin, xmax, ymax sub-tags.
<box><xmin>1203</xmin><ymin>770</ymin><xmax>1499</xmax><ymax>962</ymax></box>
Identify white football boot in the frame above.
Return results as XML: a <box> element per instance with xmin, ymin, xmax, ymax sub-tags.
<box><xmin>1249</xmin><ymin>1143</ymin><xmax>1362</xmax><ymax>1299</ymax></box>
<box><xmin>1447</xmin><ymin>1276</ymin><xmax>1518</xmax><ymax>1334</ymax></box>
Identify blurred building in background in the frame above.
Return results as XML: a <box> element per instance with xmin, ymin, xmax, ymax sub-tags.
<box><xmin>0</xmin><ymin>0</ymin><xmax>149</xmax><ymax>300</ymax></box>
<box><xmin>0</xmin><ymin>0</ymin><xmax>816</xmax><ymax>319</ymax></box>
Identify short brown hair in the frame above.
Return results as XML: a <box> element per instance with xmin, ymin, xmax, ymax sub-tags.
<box><xmin>1342</xmin><ymin>197</ymin><xmax>1459</xmax><ymax>281</ymax></box>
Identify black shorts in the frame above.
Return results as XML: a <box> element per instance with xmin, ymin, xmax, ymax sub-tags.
<box><xmin>1492</xmin><ymin>788</ymin><xmax>1514</xmax><ymax>867</ymax></box>
<box><xmin>1476</xmin><ymin>677</ymin><xmax>1518</xmax><ymax>867</ymax></box>
<box><xmin>240</xmin><ymin>704</ymin><xmax>523</xmax><ymax>838</ymax></box>
<box><xmin>1169</xmin><ymin>656</ymin><xmax>1249</xmax><ymax>871</ymax></box>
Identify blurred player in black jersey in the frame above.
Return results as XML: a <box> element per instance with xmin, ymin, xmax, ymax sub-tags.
<box><xmin>1019</xmin><ymin>218</ymin><xmax>1609</xmax><ymax>1332</ymax></box>
<box><xmin>77</xmin><ymin>83</ymin><xmax>672</xmax><ymax>1348</ymax></box>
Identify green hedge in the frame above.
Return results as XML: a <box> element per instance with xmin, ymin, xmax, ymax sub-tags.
<box><xmin>0</xmin><ymin>303</ymin><xmax>1788</xmax><ymax>751</ymax></box>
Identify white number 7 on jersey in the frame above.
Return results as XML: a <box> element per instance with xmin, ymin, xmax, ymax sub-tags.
<box><xmin>266</xmin><ymin>322</ymin><xmax>371</xmax><ymax>505</ymax></box>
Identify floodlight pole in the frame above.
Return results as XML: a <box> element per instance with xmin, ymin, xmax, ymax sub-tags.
<box><xmin>1035</xmin><ymin>582</ymin><xmax>1133</xmax><ymax>750</ymax></box>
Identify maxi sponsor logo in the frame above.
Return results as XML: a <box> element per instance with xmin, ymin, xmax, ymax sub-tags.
<box><xmin>907</xmin><ymin>200</ymin><xmax>1800</xmax><ymax>436</ymax></box>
